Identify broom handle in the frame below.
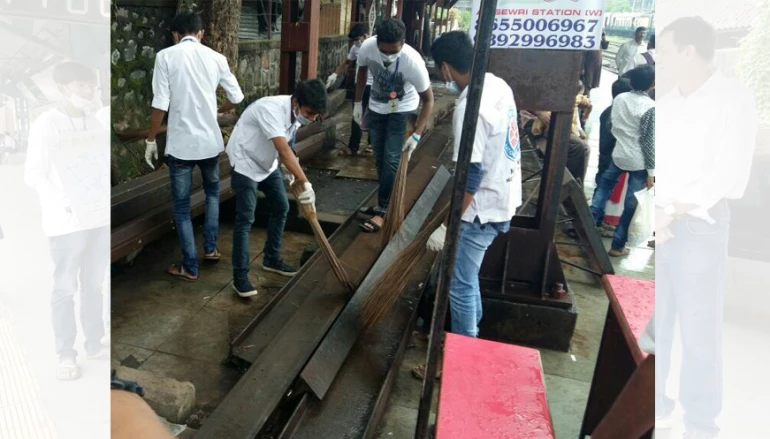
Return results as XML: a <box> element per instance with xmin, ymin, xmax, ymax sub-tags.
<box><xmin>293</xmin><ymin>185</ymin><xmax>356</xmax><ymax>292</ymax></box>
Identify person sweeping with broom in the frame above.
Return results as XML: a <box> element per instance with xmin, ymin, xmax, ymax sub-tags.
<box><xmin>412</xmin><ymin>31</ymin><xmax>522</xmax><ymax>379</ymax></box>
<box><xmin>225</xmin><ymin>79</ymin><xmax>326</xmax><ymax>298</ymax></box>
<box><xmin>353</xmin><ymin>18</ymin><xmax>434</xmax><ymax>233</ymax></box>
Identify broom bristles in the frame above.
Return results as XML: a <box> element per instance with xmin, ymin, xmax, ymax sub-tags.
<box><xmin>291</xmin><ymin>182</ymin><xmax>356</xmax><ymax>293</ymax></box>
<box><xmin>381</xmin><ymin>150</ymin><xmax>410</xmax><ymax>247</ymax></box>
<box><xmin>360</xmin><ymin>203</ymin><xmax>449</xmax><ymax>328</ymax></box>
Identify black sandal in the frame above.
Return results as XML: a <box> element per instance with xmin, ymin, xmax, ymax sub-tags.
<box><xmin>358</xmin><ymin>206</ymin><xmax>383</xmax><ymax>216</ymax></box>
<box><xmin>359</xmin><ymin>218</ymin><xmax>382</xmax><ymax>233</ymax></box>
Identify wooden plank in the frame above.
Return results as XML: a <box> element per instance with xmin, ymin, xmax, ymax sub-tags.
<box><xmin>603</xmin><ymin>275</ymin><xmax>654</xmax><ymax>364</ymax></box>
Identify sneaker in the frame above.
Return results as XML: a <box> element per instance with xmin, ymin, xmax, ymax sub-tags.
<box><xmin>262</xmin><ymin>259</ymin><xmax>297</xmax><ymax>277</ymax></box>
<box><xmin>232</xmin><ymin>280</ymin><xmax>258</xmax><ymax>298</ymax></box>
<box><xmin>87</xmin><ymin>346</ymin><xmax>110</xmax><ymax>360</ymax></box>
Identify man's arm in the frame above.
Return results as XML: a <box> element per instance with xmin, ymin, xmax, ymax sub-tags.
<box><xmin>639</xmin><ymin>107</ymin><xmax>655</xmax><ymax>187</ymax></box>
<box><xmin>147</xmin><ymin>109</ymin><xmax>166</xmax><ymax>142</ymax></box>
<box><xmin>217</xmin><ymin>55</ymin><xmax>245</xmax><ymax>109</ymax></box>
<box><xmin>615</xmin><ymin>43</ymin><xmax>629</xmax><ymax>70</ymax></box>
<box><xmin>355</xmin><ymin>66</ymin><xmax>368</xmax><ymax>102</ymax></box>
<box><xmin>111</xmin><ymin>390</ymin><xmax>175</xmax><ymax>439</ymax></box>
<box><xmin>218</xmin><ymin>101</ymin><xmax>236</xmax><ymax>114</ymax></box>
<box><xmin>414</xmin><ymin>88</ymin><xmax>434</xmax><ymax>136</ymax></box>
<box><xmin>272</xmin><ymin>136</ymin><xmax>308</xmax><ymax>183</ymax></box>
<box><xmin>333</xmin><ymin>59</ymin><xmax>355</xmax><ymax>76</ymax></box>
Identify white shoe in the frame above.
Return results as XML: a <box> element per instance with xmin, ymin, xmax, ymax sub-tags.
<box><xmin>656</xmin><ymin>415</ymin><xmax>673</xmax><ymax>429</ymax></box>
<box><xmin>101</xmin><ymin>333</ymin><xmax>111</xmax><ymax>346</ymax></box>
<box><xmin>683</xmin><ymin>430</ymin><xmax>715</xmax><ymax>439</ymax></box>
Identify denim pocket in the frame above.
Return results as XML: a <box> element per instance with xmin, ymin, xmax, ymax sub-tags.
<box><xmin>684</xmin><ymin>218</ymin><xmax>724</xmax><ymax>236</ymax></box>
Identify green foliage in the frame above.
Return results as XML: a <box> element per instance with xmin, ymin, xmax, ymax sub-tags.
<box><xmin>737</xmin><ymin>0</ymin><xmax>770</xmax><ymax>128</ymax></box>
<box><xmin>457</xmin><ymin>10</ymin><xmax>472</xmax><ymax>31</ymax></box>
<box><xmin>606</xmin><ymin>0</ymin><xmax>633</xmax><ymax>13</ymax></box>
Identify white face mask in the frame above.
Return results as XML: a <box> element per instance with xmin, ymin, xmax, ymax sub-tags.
<box><xmin>381</xmin><ymin>52</ymin><xmax>400</xmax><ymax>65</ymax></box>
<box><xmin>67</xmin><ymin>90</ymin><xmax>96</xmax><ymax>110</ymax></box>
<box><xmin>442</xmin><ymin>65</ymin><xmax>461</xmax><ymax>94</ymax></box>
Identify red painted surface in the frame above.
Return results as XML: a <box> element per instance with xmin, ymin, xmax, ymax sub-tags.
<box><xmin>436</xmin><ymin>334</ymin><xmax>554</xmax><ymax>439</ymax></box>
<box><xmin>609</xmin><ymin>172</ymin><xmax>627</xmax><ymax>204</ymax></box>
<box><xmin>606</xmin><ymin>274</ymin><xmax>654</xmax><ymax>356</ymax></box>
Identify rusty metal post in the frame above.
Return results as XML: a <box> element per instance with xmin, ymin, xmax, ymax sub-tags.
<box><xmin>431</xmin><ymin>2</ymin><xmax>439</xmax><ymax>42</ymax></box>
<box><xmin>414</xmin><ymin>0</ymin><xmax>498</xmax><ymax>436</ymax></box>
<box><xmin>280</xmin><ymin>0</ymin><xmax>321</xmax><ymax>94</ymax></box>
<box><xmin>386</xmin><ymin>0</ymin><xmax>393</xmax><ymax>18</ymax></box>
<box><xmin>416</xmin><ymin>0</ymin><xmax>426</xmax><ymax>51</ymax></box>
<box><xmin>534</xmin><ymin>112</ymin><xmax>571</xmax><ymax>298</ymax></box>
<box><xmin>396</xmin><ymin>0</ymin><xmax>404</xmax><ymax>19</ymax></box>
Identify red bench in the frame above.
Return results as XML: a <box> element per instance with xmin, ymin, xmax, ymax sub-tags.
<box><xmin>436</xmin><ymin>333</ymin><xmax>555</xmax><ymax>439</ymax></box>
<box><xmin>579</xmin><ymin>274</ymin><xmax>655</xmax><ymax>439</ymax></box>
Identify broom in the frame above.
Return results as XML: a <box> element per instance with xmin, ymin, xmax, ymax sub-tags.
<box><xmin>360</xmin><ymin>202</ymin><xmax>449</xmax><ymax>328</ymax></box>
<box><xmin>290</xmin><ymin>181</ymin><xmax>356</xmax><ymax>293</ymax></box>
<box><xmin>380</xmin><ymin>149</ymin><xmax>410</xmax><ymax>246</ymax></box>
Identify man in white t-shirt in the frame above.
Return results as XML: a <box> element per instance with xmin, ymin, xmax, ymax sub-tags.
<box><xmin>354</xmin><ymin>18</ymin><xmax>434</xmax><ymax>233</ymax></box>
<box><xmin>423</xmin><ymin>31</ymin><xmax>521</xmax><ymax>345</ymax></box>
<box><xmin>325</xmin><ymin>23</ymin><xmax>373</xmax><ymax>155</ymax></box>
<box><xmin>145</xmin><ymin>12</ymin><xmax>244</xmax><ymax>281</ymax></box>
<box><xmin>226</xmin><ymin>80</ymin><xmax>322</xmax><ymax>297</ymax></box>
<box><xmin>24</xmin><ymin>62</ymin><xmax>111</xmax><ymax>381</ymax></box>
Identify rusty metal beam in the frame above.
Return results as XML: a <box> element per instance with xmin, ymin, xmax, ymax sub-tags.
<box><xmin>299</xmin><ymin>165</ymin><xmax>451</xmax><ymax>400</ymax></box>
<box><xmin>280</xmin><ymin>0</ymin><xmax>320</xmax><ymax>93</ymax></box>
<box><xmin>195</xmin><ymin>135</ymin><xmax>449</xmax><ymax>439</ymax></box>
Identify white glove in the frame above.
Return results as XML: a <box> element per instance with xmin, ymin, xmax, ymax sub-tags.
<box><xmin>426</xmin><ymin>224</ymin><xmax>447</xmax><ymax>252</ymax></box>
<box><xmin>325</xmin><ymin>73</ymin><xmax>338</xmax><ymax>89</ymax></box>
<box><xmin>145</xmin><ymin>139</ymin><xmax>158</xmax><ymax>169</ymax></box>
<box><xmin>403</xmin><ymin>133</ymin><xmax>421</xmax><ymax>159</ymax></box>
<box><xmin>353</xmin><ymin>102</ymin><xmax>363</xmax><ymax>126</ymax></box>
<box><xmin>296</xmin><ymin>182</ymin><xmax>316</xmax><ymax>211</ymax></box>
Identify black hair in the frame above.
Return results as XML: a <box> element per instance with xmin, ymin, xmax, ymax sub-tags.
<box><xmin>430</xmin><ymin>31</ymin><xmax>473</xmax><ymax>74</ymax></box>
<box><xmin>661</xmin><ymin>16</ymin><xmax>716</xmax><ymax>60</ymax></box>
<box><xmin>53</xmin><ymin>62</ymin><xmax>95</xmax><ymax>85</ymax></box>
<box><xmin>172</xmin><ymin>12</ymin><xmax>204</xmax><ymax>35</ymax></box>
<box><xmin>611</xmin><ymin>78</ymin><xmax>633</xmax><ymax>98</ymax></box>
<box><xmin>376</xmin><ymin>18</ymin><xmax>406</xmax><ymax>44</ymax></box>
<box><xmin>627</xmin><ymin>65</ymin><xmax>655</xmax><ymax>91</ymax></box>
<box><xmin>647</xmin><ymin>34</ymin><xmax>655</xmax><ymax>48</ymax></box>
<box><xmin>348</xmin><ymin>23</ymin><xmax>368</xmax><ymax>40</ymax></box>
<box><xmin>635</xmin><ymin>26</ymin><xmax>648</xmax><ymax>34</ymax></box>
<box><xmin>293</xmin><ymin>79</ymin><xmax>328</xmax><ymax>113</ymax></box>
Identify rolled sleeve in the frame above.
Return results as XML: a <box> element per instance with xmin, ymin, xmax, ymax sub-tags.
<box><xmin>150</xmin><ymin>55</ymin><xmax>171</xmax><ymax>112</ymax></box>
<box><xmin>218</xmin><ymin>55</ymin><xmax>244</xmax><ymax>105</ymax></box>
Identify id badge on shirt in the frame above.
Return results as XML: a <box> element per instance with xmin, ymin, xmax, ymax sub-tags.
<box><xmin>389</xmin><ymin>99</ymin><xmax>399</xmax><ymax>113</ymax></box>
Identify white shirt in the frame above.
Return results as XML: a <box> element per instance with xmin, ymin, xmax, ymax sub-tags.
<box><xmin>656</xmin><ymin>71</ymin><xmax>757</xmax><ymax>213</ymax></box>
<box><xmin>24</xmin><ymin>108</ymin><xmax>111</xmax><ymax>237</ymax></box>
<box><xmin>623</xmin><ymin>48</ymin><xmax>655</xmax><ymax>74</ymax></box>
<box><xmin>453</xmin><ymin>73</ymin><xmax>522</xmax><ymax>224</ymax></box>
<box><xmin>638</xmin><ymin>313</ymin><xmax>655</xmax><ymax>355</ymax></box>
<box><xmin>226</xmin><ymin>95</ymin><xmax>300</xmax><ymax>183</ymax></box>
<box><xmin>356</xmin><ymin>37</ymin><xmax>430</xmax><ymax>114</ymax></box>
<box><xmin>347</xmin><ymin>43</ymin><xmax>374</xmax><ymax>86</ymax></box>
<box><xmin>616</xmin><ymin>40</ymin><xmax>645</xmax><ymax>73</ymax></box>
<box><xmin>611</xmin><ymin>91</ymin><xmax>655</xmax><ymax>174</ymax></box>
<box><xmin>151</xmin><ymin>36</ymin><xmax>244</xmax><ymax>160</ymax></box>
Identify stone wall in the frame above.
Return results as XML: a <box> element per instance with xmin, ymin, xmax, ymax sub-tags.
<box><xmin>111</xmin><ymin>3</ymin><xmax>349</xmax><ymax>183</ymax></box>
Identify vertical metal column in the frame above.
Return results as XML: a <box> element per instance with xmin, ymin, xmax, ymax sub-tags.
<box><xmin>414</xmin><ymin>0</ymin><xmax>498</xmax><ymax>436</ymax></box>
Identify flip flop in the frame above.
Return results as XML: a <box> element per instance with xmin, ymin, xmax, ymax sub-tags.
<box><xmin>358</xmin><ymin>206</ymin><xmax>384</xmax><ymax>216</ymax></box>
<box><xmin>165</xmin><ymin>264</ymin><xmax>199</xmax><ymax>281</ymax></box>
<box><xmin>204</xmin><ymin>249</ymin><xmax>221</xmax><ymax>261</ymax></box>
<box><xmin>359</xmin><ymin>218</ymin><xmax>382</xmax><ymax>233</ymax></box>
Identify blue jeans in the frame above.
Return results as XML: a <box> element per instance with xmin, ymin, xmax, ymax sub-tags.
<box><xmin>48</xmin><ymin>226</ymin><xmax>109</xmax><ymax>358</ymax></box>
<box><xmin>167</xmin><ymin>155</ymin><xmax>220</xmax><ymax>277</ymax></box>
<box><xmin>656</xmin><ymin>206</ymin><xmax>729</xmax><ymax>436</ymax></box>
<box><xmin>589</xmin><ymin>161</ymin><xmax>648</xmax><ymax>250</ymax></box>
<box><xmin>367</xmin><ymin>111</ymin><xmax>408</xmax><ymax>210</ymax></box>
<box><xmin>231</xmin><ymin>169</ymin><xmax>289</xmax><ymax>282</ymax></box>
<box><xmin>449</xmin><ymin>219</ymin><xmax>510</xmax><ymax>337</ymax></box>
